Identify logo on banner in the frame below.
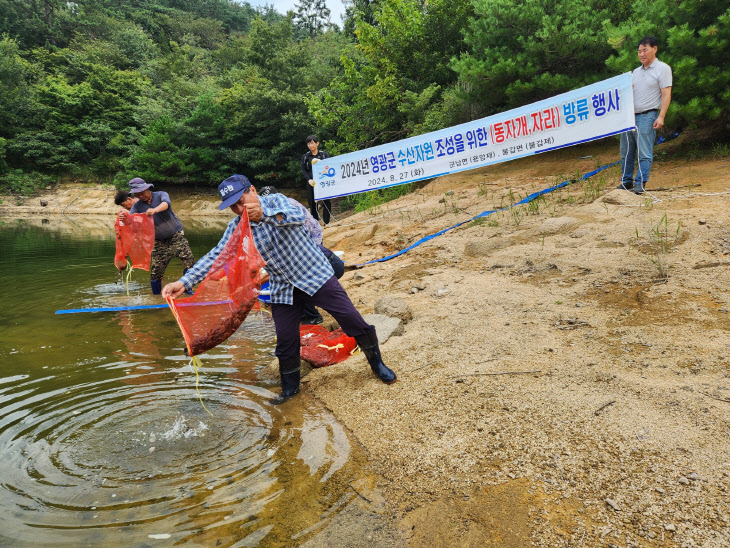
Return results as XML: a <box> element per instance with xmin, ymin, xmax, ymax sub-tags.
<box><xmin>319</xmin><ymin>166</ymin><xmax>336</xmax><ymax>179</ymax></box>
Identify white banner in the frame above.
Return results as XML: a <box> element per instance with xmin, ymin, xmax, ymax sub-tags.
<box><xmin>313</xmin><ymin>73</ymin><xmax>635</xmax><ymax>200</ymax></box>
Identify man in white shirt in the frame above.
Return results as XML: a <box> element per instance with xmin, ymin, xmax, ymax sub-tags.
<box><xmin>619</xmin><ymin>36</ymin><xmax>672</xmax><ymax>195</ymax></box>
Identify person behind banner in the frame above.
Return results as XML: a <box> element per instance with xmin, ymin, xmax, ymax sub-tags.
<box><xmin>119</xmin><ymin>178</ymin><xmax>196</xmax><ymax>295</ymax></box>
<box><xmin>259</xmin><ymin>185</ymin><xmax>345</xmax><ymax>325</ymax></box>
<box><xmin>162</xmin><ymin>174</ymin><xmax>397</xmax><ymax>405</ymax></box>
<box><xmin>300</xmin><ymin>135</ymin><xmax>332</xmax><ymax>226</ymax></box>
<box><xmin>618</xmin><ymin>36</ymin><xmax>672</xmax><ymax>195</ymax></box>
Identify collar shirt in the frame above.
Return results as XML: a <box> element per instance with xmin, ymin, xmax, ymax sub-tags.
<box><xmin>179</xmin><ymin>194</ymin><xmax>333</xmax><ymax>304</ymax></box>
<box><xmin>129</xmin><ymin>191</ymin><xmax>183</xmax><ymax>240</ymax></box>
<box><xmin>632</xmin><ymin>58</ymin><xmax>672</xmax><ymax>113</ymax></box>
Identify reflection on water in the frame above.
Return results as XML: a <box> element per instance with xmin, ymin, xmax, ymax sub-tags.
<box><xmin>0</xmin><ymin>216</ymin><xmax>381</xmax><ymax>546</ymax></box>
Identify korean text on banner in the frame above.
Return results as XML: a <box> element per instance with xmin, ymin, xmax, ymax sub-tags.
<box><xmin>313</xmin><ymin>73</ymin><xmax>635</xmax><ymax>200</ymax></box>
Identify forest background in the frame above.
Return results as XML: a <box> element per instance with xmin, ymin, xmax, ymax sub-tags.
<box><xmin>0</xmin><ymin>0</ymin><xmax>728</xmax><ymax>197</ymax></box>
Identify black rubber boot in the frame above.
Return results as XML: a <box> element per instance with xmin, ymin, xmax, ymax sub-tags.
<box><xmin>150</xmin><ymin>278</ymin><xmax>162</xmax><ymax>295</ymax></box>
<box><xmin>269</xmin><ymin>370</ymin><xmax>301</xmax><ymax>405</ymax></box>
<box><xmin>355</xmin><ymin>327</ymin><xmax>397</xmax><ymax>384</ymax></box>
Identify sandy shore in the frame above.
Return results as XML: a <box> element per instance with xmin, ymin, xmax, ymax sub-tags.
<box><xmin>4</xmin><ymin>139</ymin><xmax>729</xmax><ymax>546</ymax></box>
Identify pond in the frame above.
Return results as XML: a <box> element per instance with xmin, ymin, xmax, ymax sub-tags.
<box><xmin>0</xmin><ymin>215</ymin><xmax>392</xmax><ymax>546</ymax></box>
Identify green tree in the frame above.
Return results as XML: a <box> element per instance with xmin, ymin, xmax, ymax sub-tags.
<box><xmin>605</xmin><ymin>1</ymin><xmax>730</xmax><ymax>129</ymax></box>
<box><xmin>452</xmin><ymin>0</ymin><xmax>615</xmax><ymax>119</ymax></box>
<box><xmin>294</xmin><ymin>0</ymin><xmax>332</xmax><ymax>38</ymax></box>
<box><xmin>308</xmin><ymin>0</ymin><xmax>470</xmax><ymax>150</ymax></box>
<box><xmin>342</xmin><ymin>0</ymin><xmax>380</xmax><ymax>37</ymax></box>
<box><xmin>219</xmin><ymin>71</ymin><xmax>312</xmax><ymax>183</ymax></box>
<box><xmin>0</xmin><ymin>37</ymin><xmax>41</xmax><ymax>140</ymax></box>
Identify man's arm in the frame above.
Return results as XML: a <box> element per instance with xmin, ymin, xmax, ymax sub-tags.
<box><xmin>163</xmin><ymin>219</ymin><xmax>238</xmax><ymax>297</ymax></box>
<box><xmin>654</xmin><ymin>87</ymin><xmax>671</xmax><ymax>130</ymax></box>
<box><xmin>145</xmin><ymin>192</ymin><xmax>171</xmax><ymax>217</ymax></box>
<box><xmin>258</xmin><ymin>195</ymin><xmax>306</xmax><ymax>226</ymax></box>
<box><xmin>146</xmin><ymin>200</ymin><xmax>169</xmax><ymax>217</ymax></box>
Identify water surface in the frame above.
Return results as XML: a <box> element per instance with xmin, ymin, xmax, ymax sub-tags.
<box><xmin>0</xmin><ymin>215</ymin><xmax>378</xmax><ymax>546</ymax></box>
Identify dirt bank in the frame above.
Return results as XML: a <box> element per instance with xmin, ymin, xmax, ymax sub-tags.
<box><xmin>4</xmin><ymin>138</ymin><xmax>729</xmax><ymax>547</ymax></box>
<box><xmin>304</xmin><ymin>140</ymin><xmax>730</xmax><ymax>547</ymax></box>
<box><xmin>0</xmin><ymin>183</ymin><xmax>232</xmax><ymax>218</ymax></box>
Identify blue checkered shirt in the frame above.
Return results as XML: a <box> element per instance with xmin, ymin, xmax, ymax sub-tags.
<box><xmin>179</xmin><ymin>194</ymin><xmax>333</xmax><ymax>305</ymax></box>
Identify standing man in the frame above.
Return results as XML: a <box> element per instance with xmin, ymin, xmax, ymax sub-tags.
<box><xmin>122</xmin><ymin>177</ymin><xmax>195</xmax><ymax>295</ymax></box>
<box><xmin>300</xmin><ymin>135</ymin><xmax>332</xmax><ymax>225</ymax></box>
<box><xmin>619</xmin><ymin>36</ymin><xmax>672</xmax><ymax>195</ymax></box>
<box><xmin>162</xmin><ymin>175</ymin><xmax>397</xmax><ymax>405</ymax></box>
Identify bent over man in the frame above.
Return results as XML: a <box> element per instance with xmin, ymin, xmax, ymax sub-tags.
<box><xmin>123</xmin><ymin>178</ymin><xmax>195</xmax><ymax>295</ymax></box>
<box><xmin>162</xmin><ymin>174</ymin><xmax>396</xmax><ymax>404</ymax></box>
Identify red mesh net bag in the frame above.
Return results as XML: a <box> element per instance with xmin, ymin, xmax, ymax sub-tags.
<box><xmin>300</xmin><ymin>325</ymin><xmax>358</xmax><ymax>368</ymax></box>
<box><xmin>167</xmin><ymin>211</ymin><xmax>265</xmax><ymax>356</ymax></box>
<box><xmin>114</xmin><ymin>212</ymin><xmax>155</xmax><ymax>270</ymax></box>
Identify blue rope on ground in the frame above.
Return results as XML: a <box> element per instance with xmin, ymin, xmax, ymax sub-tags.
<box><xmin>355</xmin><ymin>160</ymin><xmax>620</xmax><ymax>266</ymax></box>
<box><xmin>56</xmin><ymin>161</ymin><xmax>622</xmax><ymax>314</ymax></box>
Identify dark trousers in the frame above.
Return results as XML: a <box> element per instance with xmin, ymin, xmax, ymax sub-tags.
<box><xmin>301</xmin><ymin>251</ymin><xmax>345</xmax><ymax>322</ymax></box>
<box><xmin>271</xmin><ymin>276</ymin><xmax>371</xmax><ymax>375</ymax></box>
<box><xmin>306</xmin><ymin>185</ymin><xmax>331</xmax><ymax>225</ymax></box>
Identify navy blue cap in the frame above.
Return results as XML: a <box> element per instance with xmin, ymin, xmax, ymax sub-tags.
<box><xmin>218</xmin><ymin>175</ymin><xmax>252</xmax><ymax>210</ymax></box>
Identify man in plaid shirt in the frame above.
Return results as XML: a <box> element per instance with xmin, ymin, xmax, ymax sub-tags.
<box><xmin>163</xmin><ymin>174</ymin><xmax>397</xmax><ymax>404</ymax></box>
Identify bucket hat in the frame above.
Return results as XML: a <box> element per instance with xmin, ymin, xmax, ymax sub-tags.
<box><xmin>129</xmin><ymin>177</ymin><xmax>153</xmax><ymax>193</ymax></box>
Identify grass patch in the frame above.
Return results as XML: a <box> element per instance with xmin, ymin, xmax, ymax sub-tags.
<box><xmin>342</xmin><ymin>183</ymin><xmax>417</xmax><ymax>213</ymax></box>
<box><xmin>634</xmin><ymin>212</ymin><xmax>682</xmax><ymax>283</ymax></box>
<box><xmin>0</xmin><ymin>170</ymin><xmax>53</xmax><ymax>196</ymax></box>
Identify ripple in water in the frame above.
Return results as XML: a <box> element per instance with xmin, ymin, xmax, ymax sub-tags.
<box><xmin>0</xmin><ymin>355</ymin><xmax>363</xmax><ymax>546</ymax></box>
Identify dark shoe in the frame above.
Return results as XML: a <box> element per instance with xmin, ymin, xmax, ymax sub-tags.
<box><xmin>300</xmin><ymin>314</ymin><xmax>324</xmax><ymax>325</ymax></box>
<box><xmin>616</xmin><ymin>183</ymin><xmax>633</xmax><ymax>191</ymax></box>
<box><xmin>634</xmin><ymin>189</ymin><xmax>645</xmax><ymax>195</ymax></box>
<box><xmin>354</xmin><ymin>327</ymin><xmax>397</xmax><ymax>384</ymax></box>
<box><xmin>150</xmin><ymin>279</ymin><xmax>162</xmax><ymax>295</ymax></box>
<box><xmin>269</xmin><ymin>370</ymin><xmax>301</xmax><ymax>405</ymax></box>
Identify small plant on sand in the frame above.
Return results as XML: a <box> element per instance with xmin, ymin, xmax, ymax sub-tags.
<box><xmin>583</xmin><ymin>174</ymin><xmax>607</xmax><ymax>202</ymax></box>
<box><xmin>443</xmin><ymin>192</ymin><xmax>460</xmax><ymax>215</ymax></box>
<box><xmin>712</xmin><ymin>142</ymin><xmax>730</xmax><ymax>158</ymax></box>
<box><xmin>634</xmin><ymin>212</ymin><xmax>682</xmax><ymax>282</ymax></box>
<box><xmin>488</xmin><ymin>217</ymin><xmax>499</xmax><ymax>227</ymax></box>
<box><xmin>527</xmin><ymin>194</ymin><xmax>546</xmax><ymax>215</ymax></box>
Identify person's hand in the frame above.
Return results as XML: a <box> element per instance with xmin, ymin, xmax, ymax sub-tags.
<box><xmin>118</xmin><ymin>210</ymin><xmax>128</xmax><ymax>222</ymax></box>
<box><xmin>309</xmin><ymin>179</ymin><xmax>316</xmax><ymax>187</ymax></box>
<box><xmin>162</xmin><ymin>281</ymin><xmax>186</xmax><ymax>299</ymax></box>
<box><xmin>145</xmin><ymin>208</ymin><xmax>155</xmax><ymax>217</ymax></box>
<box><xmin>653</xmin><ymin>116</ymin><xmax>664</xmax><ymax>130</ymax></box>
<box><xmin>259</xmin><ymin>268</ymin><xmax>269</xmax><ymax>284</ymax></box>
<box><xmin>245</xmin><ymin>202</ymin><xmax>264</xmax><ymax>222</ymax></box>
<box><xmin>311</xmin><ymin>158</ymin><xmax>319</xmax><ymax>164</ymax></box>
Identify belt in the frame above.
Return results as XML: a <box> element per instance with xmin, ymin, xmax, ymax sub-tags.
<box><xmin>635</xmin><ymin>109</ymin><xmax>658</xmax><ymax>115</ymax></box>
